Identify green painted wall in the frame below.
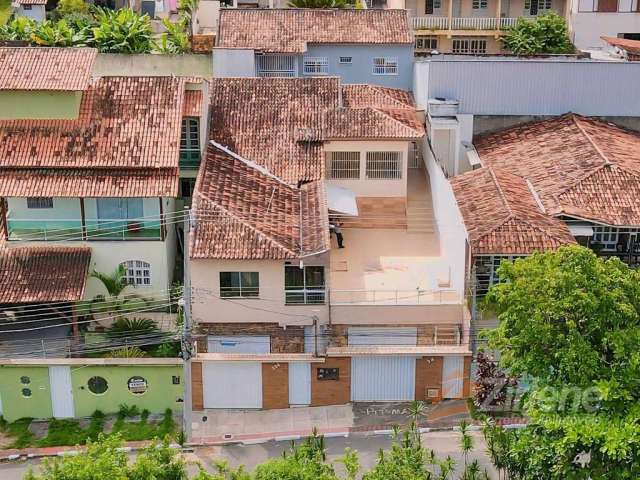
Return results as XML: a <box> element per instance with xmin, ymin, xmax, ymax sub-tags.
<box><xmin>0</xmin><ymin>90</ymin><xmax>82</xmax><ymax>120</ymax></box>
<box><xmin>0</xmin><ymin>366</ymin><xmax>53</xmax><ymax>422</ymax></box>
<box><xmin>71</xmin><ymin>365</ymin><xmax>183</xmax><ymax>418</ymax></box>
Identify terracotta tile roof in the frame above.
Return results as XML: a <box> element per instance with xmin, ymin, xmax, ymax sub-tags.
<box><xmin>0</xmin><ymin>169</ymin><xmax>178</xmax><ymax>197</ymax></box>
<box><xmin>475</xmin><ymin>114</ymin><xmax>640</xmax><ymax>227</ymax></box>
<box><xmin>451</xmin><ymin>167</ymin><xmax>575</xmax><ymax>255</ymax></box>
<box><xmin>209</xmin><ymin>77</ymin><xmax>423</xmax><ymax>183</ymax></box>
<box><xmin>17</xmin><ymin>0</ymin><xmax>47</xmax><ymax>5</ymax></box>
<box><xmin>217</xmin><ymin>9</ymin><xmax>413</xmax><ymax>53</ymax></box>
<box><xmin>0</xmin><ymin>245</ymin><xmax>91</xmax><ymax>303</ymax></box>
<box><xmin>183</xmin><ymin>90</ymin><xmax>203</xmax><ymax>117</ymax></box>
<box><xmin>191</xmin><ymin>34</ymin><xmax>215</xmax><ymax>54</ymax></box>
<box><xmin>191</xmin><ymin>143</ymin><xmax>329</xmax><ymax>259</ymax></box>
<box><xmin>602</xmin><ymin>36</ymin><xmax>640</xmax><ymax>56</ymax></box>
<box><xmin>0</xmin><ymin>47</ymin><xmax>96</xmax><ymax>91</ymax></box>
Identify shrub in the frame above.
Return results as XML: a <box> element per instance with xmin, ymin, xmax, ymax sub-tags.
<box><xmin>91</xmin><ymin>8</ymin><xmax>154</xmax><ymax>54</ymax></box>
<box><xmin>501</xmin><ymin>12</ymin><xmax>574</xmax><ymax>55</ymax></box>
<box><xmin>55</xmin><ymin>0</ymin><xmax>89</xmax><ymax>18</ymax></box>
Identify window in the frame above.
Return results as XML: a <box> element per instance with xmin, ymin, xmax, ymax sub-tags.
<box><xmin>372</xmin><ymin>57</ymin><xmax>398</xmax><ymax>75</ymax></box>
<box><xmin>474</xmin><ymin>255</ymin><xmax>523</xmax><ymax>296</ymax></box>
<box><xmin>120</xmin><ymin>260</ymin><xmax>151</xmax><ymax>287</ymax></box>
<box><xmin>285</xmin><ymin>265</ymin><xmax>325</xmax><ymax>304</ymax></box>
<box><xmin>327</xmin><ymin>151</ymin><xmax>360</xmax><ymax>179</ymax></box>
<box><xmin>338</xmin><ymin>56</ymin><xmax>352</xmax><ymax>64</ymax></box>
<box><xmin>22</xmin><ymin>388</ymin><xmax>32</xmax><ymax>397</ymax></box>
<box><xmin>180</xmin><ymin>178</ymin><xmax>197</xmax><ymax>198</ymax></box>
<box><xmin>172</xmin><ymin>375</ymin><xmax>181</xmax><ymax>385</ymax></box>
<box><xmin>416</xmin><ymin>36</ymin><xmax>438</xmax><ymax>51</ymax></box>
<box><xmin>256</xmin><ymin>54</ymin><xmax>297</xmax><ymax>78</ymax></box>
<box><xmin>592</xmin><ymin>226</ymin><xmax>620</xmax><ymax>251</ymax></box>
<box><xmin>23</xmin><ymin>4</ymin><xmax>32</xmax><ymax>9</ymax></box>
<box><xmin>425</xmin><ymin>0</ymin><xmax>441</xmax><ymax>13</ymax></box>
<box><xmin>180</xmin><ymin>118</ymin><xmax>201</xmax><ymax>168</ymax></box>
<box><xmin>317</xmin><ymin>367</ymin><xmax>339</xmax><ymax>380</ymax></box>
<box><xmin>365</xmin><ymin>152</ymin><xmax>402</xmax><ymax>179</ymax></box>
<box><xmin>472</xmin><ymin>0</ymin><xmax>488</xmax><ymax>7</ymax></box>
<box><xmin>127</xmin><ymin>376</ymin><xmax>148</xmax><ymax>395</ymax></box>
<box><xmin>96</xmin><ymin>198</ymin><xmax>143</xmax><ymax>220</ymax></box>
<box><xmin>220</xmin><ymin>272</ymin><xmax>259</xmax><ymax>298</ymax></box>
<box><xmin>525</xmin><ymin>0</ymin><xmax>552</xmax><ymax>13</ymax></box>
<box><xmin>452</xmin><ymin>39</ymin><xmax>487</xmax><ymax>54</ymax></box>
<box><xmin>88</xmin><ymin>376</ymin><xmax>109</xmax><ymax>395</ymax></box>
<box><xmin>27</xmin><ymin>197</ymin><xmax>53</xmax><ymax>209</ymax></box>
<box><xmin>20</xmin><ymin>376</ymin><xmax>31</xmax><ymax>384</ymax></box>
<box><xmin>303</xmin><ymin>57</ymin><xmax>329</xmax><ymax>75</ymax></box>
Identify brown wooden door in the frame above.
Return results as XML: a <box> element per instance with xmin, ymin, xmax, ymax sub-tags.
<box><xmin>597</xmin><ymin>0</ymin><xmax>618</xmax><ymax>12</ymax></box>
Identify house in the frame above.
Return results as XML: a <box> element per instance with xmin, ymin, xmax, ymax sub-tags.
<box><xmin>405</xmin><ymin>0</ymin><xmax>568</xmax><ymax>54</ymax></box>
<box><xmin>450</xmin><ymin>114</ymin><xmax>640</xmax><ymax>301</ymax></box>
<box><xmin>187</xmin><ymin>77</ymin><xmax>471</xmax><ymax>416</ymax></box>
<box><xmin>566</xmin><ymin>0</ymin><xmax>640</xmax><ymax>51</ymax></box>
<box><xmin>0</xmin><ymin>47</ymin><xmax>208</xmax><ymax>342</ymax></box>
<box><xmin>11</xmin><ymin>0</ymin><xmax>46</xmax><ymax>22</ymax></box>
<box><xmin>601</xmin><ymin>36</ymin><xmax>640</xmax><ymax>60</ymax></box>
<box><xmin>213</xmin><ymin>9</ymin><xmax>415</xmax><ymax>90</ymax></box>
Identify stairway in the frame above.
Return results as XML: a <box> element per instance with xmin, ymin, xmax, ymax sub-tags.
<box><xmin>406</xmin><ymin>200</ymin><xmax>435</xmax><ymax>234</ymax></box>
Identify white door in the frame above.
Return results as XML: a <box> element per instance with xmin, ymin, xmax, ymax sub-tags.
<box><xmin>351</xmin><ymin>356</ymin><xmax>416</xmax><ymax>402</ymax></box>
<box><xmin>49</xmin><ymin>366</ymin><xmax>75</xmax><ymax>418</ymax></box>
<box><xmin>442</xmin><ymin>356</ymin><xmax>464</xmax><ymax>399</ymax></box>
<box><xmin>208</xmin><ymin>335</ymin><xmax>270</xmax><ymax>354</ymax></box>
<box><xmin>202</xmin><ymin>362</ymin><xmax>262</xmax><ymax>409</ymax></box>
<box><xmin>288</xmin><ymin>362</ymin><xmax>311</xmax><ymax>406</ymax></box>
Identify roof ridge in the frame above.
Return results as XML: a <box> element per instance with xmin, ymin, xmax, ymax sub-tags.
<box><xmin>194</xmin><ymin>194</ymin><xmax>298</xmax><ymax>258</ymax></box>
<box><xmin>572</xmin><ymin>115</ymin><xmax>612</xmax><ymax>166</ymax></box>
<box><xmin>367</xmin><ymin>107</ymin><xmax>423</xmax><ymax>137</ymax></box>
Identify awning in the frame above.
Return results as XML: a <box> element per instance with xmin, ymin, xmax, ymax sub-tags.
<box><xmin>568</xmin><ymin>225</ymin><xmax>594</xmax><ymax>237</ymax></box>
<box><xmin>326</xmin><ymin>184</ymin><xmax>358</xmax><ymax>216</ymax></box>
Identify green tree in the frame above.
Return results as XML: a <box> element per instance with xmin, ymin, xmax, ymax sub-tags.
<box><xmin>54</xmin><ymin>0</ymin><xmax>89</xmax><ymax>18</ymax></box>
<box><xmin>157</xmin><ymin>18</ymin><xmax>191</xmax><ymax>54</ymax></box>
<box><xmin>500</xmin><ymin>12</ymin><xmax>574</xmax><ymax>55</ymax></box>
<box><xmin>90</xmin><ymin>265</ymin><xmax>149</xmax><ymax>317</ymax></box>
<box><xmin>0</xmin><ymin>17</ymin><xmax>36</xmax><ymax>41</ymax></box>
<box><xmin>483</xmin><ymin>246</ymin><xmax>640</xmax><ymax>478</ymax></box>
<box><xmin>91</xmin><ymin>8</ymin><xmax>154</xmax><ymax>54</ymax></box>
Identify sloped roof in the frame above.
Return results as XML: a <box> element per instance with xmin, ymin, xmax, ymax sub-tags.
<box><xmin>191</xmin><ymin>143</ymin><xmax>329</xmax><ymax>260</ymax></box>
<box><xmin>0</xmin><ymin>48</ymin><xmax>96</xmax><ymax>91</ymax></box>
<box><xmin>475</xmin><ymin>114</ymin><xmax>640</xmax><ymax>227</ymax></box>
<box><xmin>217</xmin><ymin>9</ymin><xmax>412</xmax><ymax>53</ymax></box>
<box><xmin>0</xmin><ymin>246</ymin><xmax>91</xmax><ymax>303</ymax></box>
<box><xmin>209</xmin><ymin>77</ymin><xmax>423</xmax><ymax>183</ymax></box>
<box><xmin>451</xmin><ymin>167</ymin><xmax>575</xmax><ymax>255</ymax></box>
<box><xmin>602</xmin><ymin>36</ymin><xmax>640</xmax><ymax>56</ymax></box>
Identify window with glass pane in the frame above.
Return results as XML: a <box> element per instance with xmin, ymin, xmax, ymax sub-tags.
<box><xmin>365</xmin><ymin>152</ymin><xmax>402</xmax><ymax>179</ymax></box>
<box><xmin>96</xmin><ymin>198</ymin><xmax>144</xmax><ymax>220</ymax></box>
<box><xmin>285</xmin><ymin>266</ymin><xmax>325</xmax><ymax>304</ymax></box>
<box><xmin>372</xmin><ymin>57</ymin><xmax>398</xmax><ymax>75</ymax></box>
<box><xmin>180</xmin><ymin>118</ymin><xmax>200</xmax><ymax>151</ymax></box>
<box><xmin>27</xmin><ymin>197</ymin><xmax>53</xmax><ymax>209</ymax></box>
<box><xmin>303</xmin><ymin>57</ymin><xmax>329</xmax><ymax>75</ymax></box>
<box><xmin>220</xmin><ymin>272</ymin><xmax>259</xmax><ymax>297</ymax></box>
<box><xmin>120</xmin><ymin>260</ymin><xmax>151</xmax><ymax>287</ymax></box>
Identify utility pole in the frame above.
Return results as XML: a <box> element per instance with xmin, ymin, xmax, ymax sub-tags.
<box><xmin>181</xmin><ymin>207</ymin><xmax>193</xmax><ymax>443</ymax></box>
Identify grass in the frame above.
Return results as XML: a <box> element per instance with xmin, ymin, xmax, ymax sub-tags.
<box><xmin>0</xmin><ymin>408</ymin><xmax>177</xmax><ymax>449</ymax></box>
<box><xmin>0</xmin><ymin>0</ymin><xmax>11</xmax><ymax>26</ymax></box>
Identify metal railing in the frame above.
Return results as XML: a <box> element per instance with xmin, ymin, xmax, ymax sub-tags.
<box><xmin>412</xmin><ymin>16</ymin><xmax>518</xmax><ymax>30</ymax></box>
<box><xmin>256</xmin><ymin>54</ymin><xmax>297</xmax><ymax>78</ymax></box>
<box><xmin>285</xmin><ymin>288</ymin><xmax>327</xmax><ymax>305</ymax></box>
<box><xmin>7</xmin><ymin>218</ymin><xmax>162</xmax><ymax>241</ymax></box>
<box><xmin>329</xmin><ymin>289</ymin><xmax>460</xmax><ymax>305</ymax></box>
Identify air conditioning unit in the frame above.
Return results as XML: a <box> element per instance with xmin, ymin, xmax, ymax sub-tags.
<box><xmin>427</xmin><ymin>98</ymin><xmax>459</xmax><ymax>117</ymax></box>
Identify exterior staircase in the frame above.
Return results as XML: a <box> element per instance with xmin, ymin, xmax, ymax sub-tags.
<box><xmin>406</xmin><ymin>200</ymin><xmax>435</xmax><ymax>233</ymax></box>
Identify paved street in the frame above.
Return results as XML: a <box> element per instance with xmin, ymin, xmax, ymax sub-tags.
<box><xmin>0</xmin><ymin>431</ymin><xmax>496</xmax><ymax>479</ymax></box>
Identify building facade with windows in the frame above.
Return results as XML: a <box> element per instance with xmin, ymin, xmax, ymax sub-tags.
<box><xmin>187</xmin><ymin>77</ymin><xmax>471</xmax><ymax>419</ymax></box>
<box><xmin>213</xmin><ymin>9</ymin><xmax>414</xmax><ymax>89</ymax></box>
<box><xmin>0</xmin><ymin>48</ymin><xmax>208</xmax><ymax>304</ymax></box>
<box><xmin>567</xmin><ymin>0</ymin><xmax>640</xmax><ymax>50</ymax></box>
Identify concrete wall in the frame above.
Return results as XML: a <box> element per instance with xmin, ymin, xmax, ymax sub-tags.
<box><xmin>93</xmin><ymin>54</ymin><xmax>213</xmax><ymax>77</ymax></box>
<box><xmin>193</xmin><ymin>0</ymin><xmax>220</xmax><ymax>34</ymax></box>
<box><xmin>301</xmin><ymin>44</ymin><xmax>414</xmax><ymax>90</ymax></box>
<box><xmin>212</xmin><ymin>48</ymin><xmax>256</xmax><ymax>77</ymax></box>
<box><xmin>324</xmin><ymin>140</ymin><xmax>410</xmax><ymax>198</ymax></box>
<box><xmin>0</xmin><ymin>91</ymin><xmax>82</xmax><ymax>120</ymax></box>
<box><xmin>0</xmin><ymin>364</ymin><xmax>182</xmax><ymax>422</ymax></box>
<box><xmin>472</xmin><ymin>114</ymin><xmax>640</xmax><ymax>135</ymax></box>
<box><xmin>330</xmin><ymin>303</ymin><xmax>465</xmax><ymax>325</ymax></box>
<box><xmin>569</xmin><ymin>11</ymin><xmax>640</xmax><ymax>50</ymax></box>
<box><xmin>417</xmin><ymin>57</ymin><xmax>640</xmax><ymax>116</ymax></box>
<box><xmin>190</xmin><ymin>256</ymin><xmax>330</xmax><ymax>327</ymax></box>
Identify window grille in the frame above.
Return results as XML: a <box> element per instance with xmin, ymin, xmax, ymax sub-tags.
<box><xmin>120</xmin><ymin>260</ymin><xmax>151</xmax><ymax>287</ymax></box>
<box><xmin>372</xmin><ymin>57</ymin><xmax>398</xmax><ymax>75</ymax></box>
<box><xmin>452</xmin><ymin>38</ymin><xmax>487</xmax><ymax>54</ymax></box>
<box><xmin>365</xmin><ymin>152</ymin><xmax>402</xmax><ymax>179</ymax></box>
<box><xmin>27</xmin><ymin>197</ymin><xmax>53</xmax><ymax>209</ymax></box>
<box><xmin>327</xmin><ymin>152</ymin><xmax>360</xmax><ymax>179</ymax></box>
<box><xmin>339</xmin><ymin>56</ymin><xmax>353</xmax><ymax>64</ymax></box>
<box><xmin>256</xmin><ymin>55</ymin><xmax>297</xmax><ymax>78</ymax></box>
<box><xmin>303</xmin><ymin>57</ymin><xmax>329</xmax><ymax>75</ymax></box>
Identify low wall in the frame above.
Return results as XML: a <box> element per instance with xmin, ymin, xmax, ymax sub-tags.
<box><xmin>93</xmin><ymin>53</ymin><xmax>213</xmax><ymax>77</ymax></box>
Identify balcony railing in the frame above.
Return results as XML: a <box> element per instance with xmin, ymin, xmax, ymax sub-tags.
<box><xmin>7</xmin><ymin>218</ymin><xmax>162</xmax><ymax>241</ymax></box>
<box><xmin>179</xmin><ymin>149</ymin><xmax>201</xmax><ymax>169</ymax></box>
<box><xmin>412</xmin><ymin>16</ymin><xmax>518</xmax><ymax>31</ymax></box>
<box><xmin>329</xmin><ymin>289</ymin><xmax>460</xmax><ymax>305</ymax></box>
<box><xmin>285</xmin><ymin>288</ymin><xmax>326</xmax><ymax>305</ymax></box>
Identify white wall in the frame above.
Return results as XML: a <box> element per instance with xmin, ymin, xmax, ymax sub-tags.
<box><xmin>16</xmin><ymin>5</ymin><xmax>45</xmax><ymax>21</ymax></box>
<box><xmin>413</xmin><ymin>61</ymin><xmax>430</xmax><ymax>111</ymax></box>
<box><xmin>569</xmin><ymin>8</ymin><xmax>640</xmax><ymax>49</ymax></box>
<box><xmin>212</xmin><ymin>48</ymin><xmax>256</xmax><ymax>77</ymax></box>
<box><xmin>324</xmin><ymin>141</ymin><xmax>410</xmax><ymax>198</ymax></box>
<box><xmin>193</xmin><ymin>0</ymin><xmax>220</xmax><ymax>34</ymax></box>
<box><xmin>7</xmin><ymin>198</ymin><xmax>81</xmax><ymax>221</ymax></box>
<box><xmin>422</xmin><ymin>137</ymin><xmax>468</xmax><ymax>298</ymax></box>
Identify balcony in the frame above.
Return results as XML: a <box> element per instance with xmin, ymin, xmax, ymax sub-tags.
<box><xmin>7</xmin><ymin>218</ymin><xmax>162</xmax><ymax>241</ymax></box>
<box><xmin>412</xmin><ymin>16</ymin><xmax>518</xmax><ymax>31</ymax></box>
<box><xmin>7</xmin><ymin>219</ymin><xmax>83</xmax><ymax>241</ymax></box>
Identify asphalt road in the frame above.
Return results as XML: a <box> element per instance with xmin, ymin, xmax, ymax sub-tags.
<box><xmin>0</xmin><ymin>431</ymin><xmax>496</xmax><ymax>479</ymax></box>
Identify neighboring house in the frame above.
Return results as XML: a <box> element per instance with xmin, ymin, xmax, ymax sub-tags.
<box><xmin>12</xmin><ymin>0</ymin><xmax>46</xmax><ymax>22</ymax></box>
<box><xmin>601</xmin><ymin>35</ymin><xmax>640</xmax><ymax>60</ymax></box>
<box><xmin>567</xmin><ymin>0</ymin><xmax>640</xmax><ymax>51</ymax></box>
<box><xmin>0</xmin><ymin>358</ymin><xmax>182</xmax><ymax>422</ymax></box>
<box><xmin>0</xmin><ymin>47</ymin><xmax>208</xmax><ymax>306</ymax></box>
<box><xmin>405</xmin><ymin>0</ymin><xmax>568</xmax><ymax>54</ymax></box>
<box><xmin>213</xmin><ymin>9</ymin><xmax>415</xmax><ymax>90</ymax></box>
<box><xmin>449</xmin><ymin>114</ymin><xmax>640</xmax><ymax>321</ymax></box>
<box><xmin>187</xmin><ymin>77</ymin><xmax>471</xmax><ymax>416</ymax></box>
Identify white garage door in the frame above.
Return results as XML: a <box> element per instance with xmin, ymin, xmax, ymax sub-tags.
<box><xmin>442</xmin><ymin>356</ymin><xmax>464</xmax><ymax>399</ymax></box>
<box><xmin>202</xmin><ymin>362</ymin><xmax>262</xmax><ymax>408</ymax></box>
<box><xmin>351</xmin><ymin>356</ymin><xmax>416</xmax><ymax>401</ymax></box>
<box><xmin>208</xmin><ymin>335</ymin><xmax>270</xmax><ymax>354</ymax></box>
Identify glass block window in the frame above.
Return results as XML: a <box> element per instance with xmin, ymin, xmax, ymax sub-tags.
<box><xmin>120</xmin><ymin>260</ymin><xmax>151</xmax><ymax>287</ymax></box>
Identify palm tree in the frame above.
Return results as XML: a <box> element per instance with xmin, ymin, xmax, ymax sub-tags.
<box><xmin>90</xmin><ymin>266</ymin><xmax>148</xmax><ymax>321</ymax></box>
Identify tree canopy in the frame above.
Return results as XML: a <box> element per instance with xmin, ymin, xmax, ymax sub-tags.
<box><xmin>500</xmin><ymin>12</ymin><xmax>574</xmax><ymax>55</ymax></box>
